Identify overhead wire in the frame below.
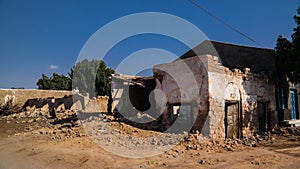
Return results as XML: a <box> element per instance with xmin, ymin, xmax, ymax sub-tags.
<box><xmin>187</xmin><ymin>0</ymin><xmax>264</xmax><ymax>47</ymax></box>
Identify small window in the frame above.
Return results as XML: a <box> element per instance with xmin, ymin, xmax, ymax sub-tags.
<box><xmin>169</xmin><ymin>105</ymin><xmax>180</xmax><ymax>122</ymax></box>
<box><xmin>168</xmin><ymin>104</ymin><xmax>192</xmax><ymax>123</ymax></box>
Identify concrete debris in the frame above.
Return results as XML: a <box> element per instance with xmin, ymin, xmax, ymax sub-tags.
<box><xmin>2</xmin><ymin>110</ymin><xmax>300</xmax><ymax>155</ymax></box>
<box><xmin>1</xmin><ymin>109</ymin><xmax>85</xmax><ymax>140</ymax></box>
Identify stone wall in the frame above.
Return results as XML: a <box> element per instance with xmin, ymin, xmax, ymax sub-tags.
<box><xmin>0</xmin><ymin>89</ymin><xmax>72</xmax><ymax>107</ymax></box>
<box><xmin>110</xmin><ymin>54</ymin><xmax>277</xmax><ymax>138</ymax></box>
<box><xmin>206</xmin><ymin>54</ymin><xmax>277</xmax><ymax>139</ymax></box>
<box><xmin>0</xmin><ymin>89</ymin><xmax>109</xmax><ymax>113</ymax></box>
<box><xmin>153</xmin><ymin>56</ymin><xmax>209</xmax><ymax>133</ymax></box>
<box><xmin>154</xmin><ymin>55</ymin><xmax>277</xmax><ymax>139</ymax></box>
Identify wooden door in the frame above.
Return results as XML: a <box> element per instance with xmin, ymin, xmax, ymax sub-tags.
<box><xmin>225</xmin><ymin>102</ymin><xmax>241</xmax><ymax>139</ymax></box>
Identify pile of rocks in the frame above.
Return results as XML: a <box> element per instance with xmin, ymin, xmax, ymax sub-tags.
<box><xmin>1</xmin><ymin>109</ymin><xmax>86</xmax><ymax>140</ymax></box>
<box><xmin>4</xmin><ymin>108</ymin><xmax>300</xmax><ymax>153</ymax></box>
<box><xmin>78</xmin><ymin>113</ymin><xmax>282</xmax><ymax>154</ymax></box>
<box><xmin>31</xmin><ymin>110</ymin><xmax>85</xmax><ymax>140</ymax></box>
<box><xmin>2</xmin><ymin>109</ymin><xmax>48</xmax><ymax>123</ymax></box>
<box><xmin>180</xmin><ymin>131</ymin><xmax>278</xmax><ymax>153</ymax></box>
<box><xmin>271</xmin><ymin>126</ymin><xmax>300</xmax><ymax>136</ymax></box>
<box><xmin>34</xmin><ymin>122</ymin><xmax>85</xmax><ymax>140</ymax></box>
<box><xmin>181</xmin><ymin>134</ymin><xmax>241</xmax><ymax>152</ymax></box>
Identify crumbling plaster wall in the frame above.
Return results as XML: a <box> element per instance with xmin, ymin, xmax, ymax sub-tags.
<box><xmin>111</xmin><ymin>54</ymin><xmax>277</xmax><ymax>138</ymax></box>
<box><xmin>153</xmin><ymin>56</ymin><xmax>209</xmax><ymax>131</ymax></box>
<box><xmin>154</xmin><ymin>54</ymin><xmax>277</xmax><ymax>138</ymax></box>
<box><xmin>206</xmin><ymin>55</ymin><xmax>277</xmax><ymax>139</ymax></box>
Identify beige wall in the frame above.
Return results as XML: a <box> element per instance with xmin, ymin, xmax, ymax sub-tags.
<box><xmin>206</xmin><ymin>54</ymin><xmax>277</xmax><ymax>139</ymax></box>
<box><xmin>0</xmin><ymin>89</ymin><xmax>109</xmax><ymax>113</ymax></box>
<box><xmin>0</xmin><ymin>89</ymin><xmax>72</xmax><ymax>107</ymax></box>
<box><xmin>110</xmin><ymin>55</ymin><xmax>277</xmax><ymax>138</ymax></box>
<box><xmin>153</xmin><ymin>56</ymin><xmax>209</xmax><ymax>132</ymax></box>
<box><xmin>154</xmin><ymin>55</ymin><xmax>277</xmax><ymax>139</ymax></box>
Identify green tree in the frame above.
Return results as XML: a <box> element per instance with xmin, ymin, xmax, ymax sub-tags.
<box><xmin>51</xmin><ymin>73</ymin><xmax>72</xmax><ymax>90</ymax></box>
<box><xmin>37</xmin><ymin>59</ymin><xmax>114</xmax><ymax>95</ymax></box>
<box><xmin>71</xmin><ymin>59</ymin><xmax>115</xmax><ymax>97</ymax></box>
<box><xmin>36</xmin><ymin>73</ymin><xmax>71</xmax><ymax>90</ymax></box>
<box><xmin>36</xmin><ymin>74</ymin><xmax>51</xmax><ymax>89</ymax></box>
<box><xmin>275</xmin><ymin>6</ymin><xmax>300</xmax><ymax>84</ymax></box>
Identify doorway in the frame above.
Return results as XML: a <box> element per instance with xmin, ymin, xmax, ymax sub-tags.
<box><xmin>257</xmin><ymin>102</ymin><xmax>269</xmax><ymax>132</ymax></box>
<box><xmin>225</xmin><ymin>101</ymin><xmax>242</xmax><ymax>139</ymax></box>
<box><xmin>290</xmin><ymin>89</ymin><xmax>299</xmax><ymax>120</ymax></box>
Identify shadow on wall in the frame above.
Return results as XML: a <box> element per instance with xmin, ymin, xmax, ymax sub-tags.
<box><xmin>22</xmin><ymin>94</ymin><xmax>83</xmax><ymax>111</ymax></box>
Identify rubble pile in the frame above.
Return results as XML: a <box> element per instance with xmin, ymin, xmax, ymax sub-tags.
<box><xmin>35</xmin><ymin>110</ymin><xmax>85</xmax><ymax>140</ymax></box>
<box><xmin>2</xmin><ymin>109</ymin><xmax>300</xmax><ymax>156</ymax></box>
<box><xmin>179</xmin><ymin>131</ymin><xmax>280</xmax><ymax>153</ymax></box>
<box><xmin>271</xmin><ymin>127</ymin><xmax>300</xmax><ymax>136</ymax></box>
<box><xmin>79</xmin><ymin>112</ymin><xmax>184</xmax><ymax>154</ymax></box>
<box><xmin>1</xmin><ymin>109</ymin><xmax>85</xmax><ymax>140</ymax></box>
<box><xmin>179</xmin><ymin>133</ymin><xmax>245</xmax><ymax>153</ymax></box>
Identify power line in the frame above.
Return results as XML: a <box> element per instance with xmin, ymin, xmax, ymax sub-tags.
<box><xmin>187</xmin><ymin>0</ymin><xmax>264</xmax><ymax>47</ymax></box>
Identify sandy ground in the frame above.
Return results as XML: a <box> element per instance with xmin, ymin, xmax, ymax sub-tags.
<box><xmin>1</xmin><ymin>111</ymin><xmax>300</xmax><ymax>169</ymax></box>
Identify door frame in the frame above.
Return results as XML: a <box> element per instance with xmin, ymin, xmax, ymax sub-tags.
<box><xmin>224</xmin><ymin>100</ymin><xmax>242</xmax><ymax>139</ymax></box>
<box><xmin>257</xmin><ymin>101</ymin><xmax>270</xmax><ymax>132</ymax></box>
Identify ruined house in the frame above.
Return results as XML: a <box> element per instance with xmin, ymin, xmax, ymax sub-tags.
<box><xmin>111</xmin><ymin>40</ymin><xmax>300</xmax><ymax>139</ymax></box>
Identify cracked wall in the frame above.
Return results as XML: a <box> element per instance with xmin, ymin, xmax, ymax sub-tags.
<box><xmin>154</xmin><ymin>55</ymin><xmax>277</xmax><ymax>139</ymax></box>
<box><xmin>206</xmin><ymin>55</ymin><xmax>277</xmax><ymax>139</ymax></box>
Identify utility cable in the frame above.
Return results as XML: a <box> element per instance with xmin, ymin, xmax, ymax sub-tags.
<box><xmin>187</xmin><ymin>0</ymin><xmax>264</xmax><ymax>47</ymax></box>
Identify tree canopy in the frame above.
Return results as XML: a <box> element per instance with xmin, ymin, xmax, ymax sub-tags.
<box><xmin>275</xmin><ymin>6</ymin><xmax>300</xmax><ymax>84</ymax></box>
<box><xmin>37</xmin><ymin>59</ymin><xmax>115</xmax><ymax>97</ymax></box>
<box><xmin>37</xmin><ymin>73</ymin><xmax>71</xmax><ymax>90</ymax></box>
<box><xmin>70</xmin><ymin>59</ymin><xmax>115</xmax><ymax>97</ymax></box>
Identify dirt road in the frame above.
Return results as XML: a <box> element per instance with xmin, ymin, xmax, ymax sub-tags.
<box><xmin>1</xmin><ymin>111</ymin><xmax>300</xmax><ymax>169</ymax></box>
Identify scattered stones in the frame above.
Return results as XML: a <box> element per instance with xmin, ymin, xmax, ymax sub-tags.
<box><xmin>28</xmin><ymin>119</ymin><xmax>34</xmax><ymax>123</ymax></box>
<box><xmin>0</xmin><ymin>109</ymin><xmax>85</xmax><ymax>140</ymax></box>
<box><xmin>199</xmin><ymin>159</ymin><xmax>216</xmax><ymax>165</ymax></box>
<box><xmin>3</xmin><ymin>107</ymin><xmax>300</xmax><ymax>161</ymax></box>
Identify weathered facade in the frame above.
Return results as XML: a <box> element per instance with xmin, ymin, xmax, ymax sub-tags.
<box><xmin>153</xmin><ymin>55</ymin><xmax>276</xmax><ymax>139</ymax></box>
<box><xmin>182</xmin><ymin>41</ymin><xmax>300</xmax><ymax>125</ymax></box>
<box><xmin>111</xmin><ymin>40</ymin><xmax>300</xmax><ymax>139</ymax></box>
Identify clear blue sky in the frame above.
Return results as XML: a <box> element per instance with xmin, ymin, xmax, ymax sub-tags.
<box><xmin>0</xmin><ymin>0</ymin><xmax>299</xmax><ymax>89</ymax></box>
